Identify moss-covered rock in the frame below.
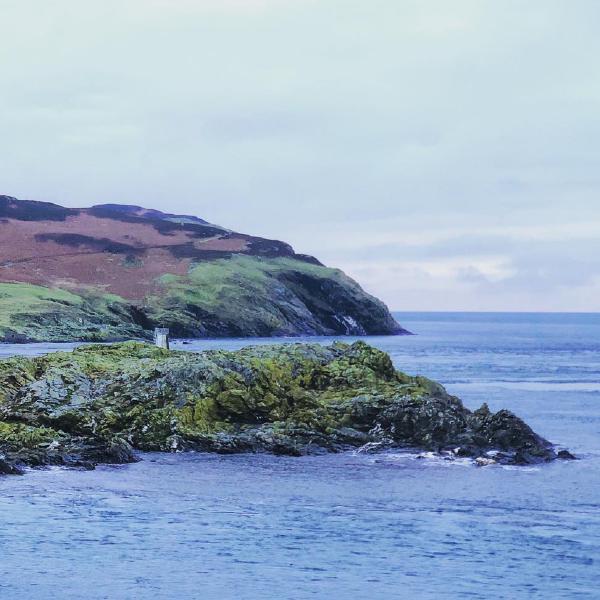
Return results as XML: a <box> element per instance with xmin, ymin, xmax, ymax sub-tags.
<box><xmin>0</xmin><ymin>341</ymin><xmax>567</xmax><ymax>474</ymax></box>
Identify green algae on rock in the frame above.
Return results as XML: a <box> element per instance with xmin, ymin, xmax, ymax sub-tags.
<box><xmin>0</xmin><ymin>341</ymin><xmax>566</xmax><ymax>474</ymax></box>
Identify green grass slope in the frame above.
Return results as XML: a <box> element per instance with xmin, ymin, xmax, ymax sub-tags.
<box><xmin>0</xmin><ymin>256</ymin><xmax>405</xmax><ymax>342</ymax></box>
<box><xmin>0</xmin><ymin>283</ymin><xmax>146</xmax><ymax>342</ymax></box>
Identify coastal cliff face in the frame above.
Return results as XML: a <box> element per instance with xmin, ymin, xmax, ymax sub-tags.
<box><xmin>0</xmin><ymin>195</ymin><xmax>406</xmax><ymax>342</ymax></box>
<box><xmin>0</xmin><ymin>341</ymin><xmax>566</xmax><ymax>475</ymax></box>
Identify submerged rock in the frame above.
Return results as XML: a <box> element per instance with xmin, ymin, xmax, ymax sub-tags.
<box><xmin>557</xmin><ymin>449</ymin><xmax>577</xmax><ymax>460</ymax></box>
<box><xmin>0</xmin><ymin>341</ymin><xmax>567</xmax><ymax>474</ymax></box>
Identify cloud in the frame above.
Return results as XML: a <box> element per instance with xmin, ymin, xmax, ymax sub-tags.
<box><xmin>0</xmin><ymin>1</ymin><xmax>598</xmax><ymax>310</ymax></box>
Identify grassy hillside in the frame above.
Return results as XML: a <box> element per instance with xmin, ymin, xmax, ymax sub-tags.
<box><xmin>0</xmin><ymin>283</ymin><xmax>146</xmax><ymax>342</ymax></box>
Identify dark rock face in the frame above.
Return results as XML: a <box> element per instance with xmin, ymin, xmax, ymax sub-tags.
<box><xmin>278</xmin><ymin>271</ymin><xmax>404</xmax><ymax>335</ymax></box>
<box><xmin>0</xmin><ymin>341</ymin><xmax>569</xmax><ymax>474</ymax></box>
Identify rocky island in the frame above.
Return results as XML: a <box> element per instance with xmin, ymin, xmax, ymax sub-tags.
<box><xmin>0</xmin><ymin>195</ymin><xmax>406</xmax><ymax>342</ymax></box>
<box><xmin>0</xmin><ymin>341</ymin><xmax>570</xmax><ymax>475</ymax></box>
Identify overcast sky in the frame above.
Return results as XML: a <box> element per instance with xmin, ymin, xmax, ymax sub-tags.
<box><xmin>1</xmin><ymin>0</ymin><xmax>599</xmax><ymax>311</ymax></box>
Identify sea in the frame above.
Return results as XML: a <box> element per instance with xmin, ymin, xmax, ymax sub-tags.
<box><xmin>1</xmin><ymin>312</ymin><xmax>599</xmax><ymax>599</ymax></box>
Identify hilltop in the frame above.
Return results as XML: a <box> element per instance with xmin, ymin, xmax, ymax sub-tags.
<box><xmin>0</xmin><ymin>195</ymin><xmax>406</xmax><ymax>342</ymax></box>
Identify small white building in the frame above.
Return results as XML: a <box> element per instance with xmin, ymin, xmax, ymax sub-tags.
<box><xmin>154</xmin><ymin>327</ymin><xmax>170</xmax><ymax>350</ymax></box>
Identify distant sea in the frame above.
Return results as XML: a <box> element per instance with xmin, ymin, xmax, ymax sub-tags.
<box><xmin>1</xmin><ymin>312</ymin><xmax>599</xmax><ymax>599</ymax></box>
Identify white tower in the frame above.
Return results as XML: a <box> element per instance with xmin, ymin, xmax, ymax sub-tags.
<box><xmin>154</xmin><ymin>327</ymin><xmax>170</xmax><ymax>350</ymax></box>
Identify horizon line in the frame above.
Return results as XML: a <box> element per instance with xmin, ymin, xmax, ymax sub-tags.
<box><xmin>391</xmin><ymin>310</ymin><xmax>600</xmax><ymax>315</ymax></box>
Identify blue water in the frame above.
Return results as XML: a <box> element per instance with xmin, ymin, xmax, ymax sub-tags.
<box><xmin>1</xmin><ymin>313</ymin><xmax>599</xmax><ymax>599</ymax></box>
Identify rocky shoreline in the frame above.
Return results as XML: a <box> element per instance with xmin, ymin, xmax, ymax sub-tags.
<box><xmin>0</xmin><ymin>341</ymin><xmax>573</xmax><ymax>475</ymax></box>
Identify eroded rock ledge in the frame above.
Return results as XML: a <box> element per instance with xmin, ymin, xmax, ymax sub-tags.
<box><xmin>0</xmin><ymin>341</ymin><xmax>571</xmax><ymax>475</ymax></box>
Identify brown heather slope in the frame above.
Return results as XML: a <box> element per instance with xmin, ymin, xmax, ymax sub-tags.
<box><xmin>0</xmin><ymin>198</ymin><xmax>296</xmax><ymax>299</ymax></box>
<box><xmin>0</xmin><ymin>195</ymin><xmax>407</xmax><ymax>341</ymax></box>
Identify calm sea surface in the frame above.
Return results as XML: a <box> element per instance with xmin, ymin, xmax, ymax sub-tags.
<box><xmin>1</xmin><ymin>313</ymin><xmax>599</xmax><ymax>599</ymax></box>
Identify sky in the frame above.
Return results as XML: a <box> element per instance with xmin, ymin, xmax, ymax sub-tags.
<box><xmin>1</xmin><ymin>0</ymin><xmax>599</xmax><ymax>311</ymax></box>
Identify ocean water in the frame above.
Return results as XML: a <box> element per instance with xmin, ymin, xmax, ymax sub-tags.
<box><xmin>1</xmin><ymin>312</ymin><xmax>599</xmax><ymax>599</ymax></box>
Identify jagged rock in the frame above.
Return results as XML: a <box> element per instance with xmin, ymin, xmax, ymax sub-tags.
<box><xmin>0</xmin><ymin>453</ymin><xmax>23</xmax><ymax>475</ymax></box>
<box><xmin>0</xmin><ymin>341</ymin><xmax>568</xmax><ymax>474</ymax></box>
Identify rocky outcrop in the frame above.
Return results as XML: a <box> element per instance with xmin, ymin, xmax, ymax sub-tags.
<box><xmin>0</xmin><ymin>341</ymin><xmax>570</xmax><ymax>474</ymax></box>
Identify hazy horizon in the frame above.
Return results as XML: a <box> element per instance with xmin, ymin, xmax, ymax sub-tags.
<box><xmin>1</xmin><ymin>1</ymin><xmax>598</xmax><ymax>312</ymax></box>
